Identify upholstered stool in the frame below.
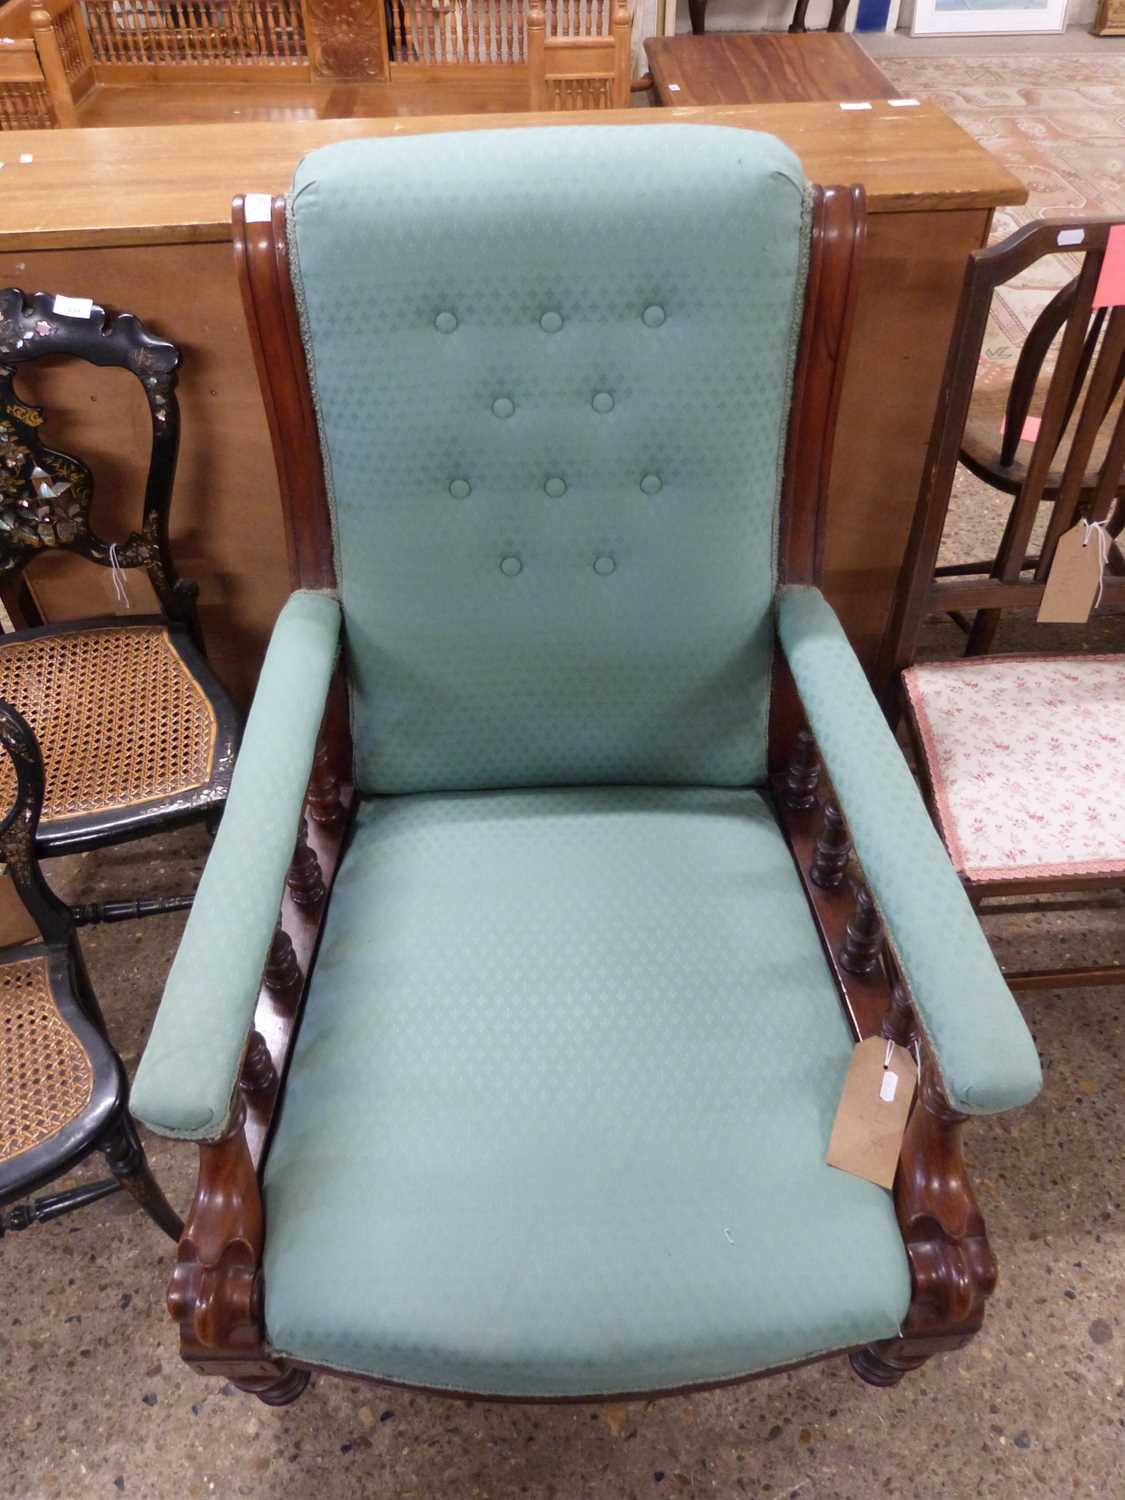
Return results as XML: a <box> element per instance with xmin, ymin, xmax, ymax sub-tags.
<box><xmin>903</xmin><ymin>653</ymin><xmax>1125</xmax><ymax>883</ymax></box>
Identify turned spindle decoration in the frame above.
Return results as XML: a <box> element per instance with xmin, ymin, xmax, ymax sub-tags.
<box><xmin>881</xmin><ymin>969</ymin><xmax>916</xmax><ymax>1050</ymax></box>
<box><xmin>263</xmin><ymin>921</ymin><xmax>301</xmax><ymax>994</ymax></box>
<box><xmin>809</xmin><ymin>802</ymin><xmax>851</xmax><ymax>890</ymax></box>
<box><xmin>839</xmin><ymin>882</ymin><xmax>884</xmax><ymax>976</ymax></box>
<box><xmin>782</xmin><ymin>729</ymin><xmax>820</xmax><ymax>812</ymax></box>
<box><xmin>307</xmin><ymin>744</ymin><xmax>345</xmax><ymax>829</ymax></box>
<box><xmin>239</xmin><ymin>1030</ymin><xmax>277</xmax><ymax>1094</ymax></box>
<box><xmin>286</xmin><ymin>816</ymin><xmax>325</xmax><ymax>909</ymax></box>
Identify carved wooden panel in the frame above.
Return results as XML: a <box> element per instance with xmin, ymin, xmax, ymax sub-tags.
<box><xmin>305</xmin><ymin>0</ymin><xmax>388</xmax><ymax>78</ymax></box>
<box><xmin>1093</xmin><ymin>0</ymin><xmax>1125</xmax><ymax>33</ymax></box>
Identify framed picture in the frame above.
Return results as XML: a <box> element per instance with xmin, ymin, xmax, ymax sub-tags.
<box><xmin>911</xmin><ymin>0</ymin><xmax>1067</xmax><ymax>33</ymax></box>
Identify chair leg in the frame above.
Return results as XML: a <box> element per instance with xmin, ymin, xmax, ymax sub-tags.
<box><xmin>965</xmin><ymin>607</ymin><xmax>1001</xmax><ymax>656</ymax></box>
<box><xmin>850</xmin><ymin>1341</ymin><xmax>932</xmax><ymax>1386</ymax></box>
<box><xmin>102</xmin><ymin>1114</ymin><xmax>183</xmax><ymax>1242</ymax></box>
<box><xmin>688</xmin><ymin>0</ymin><xmax>708</xmax><ymax>32</ymax></box>
<box><xmin>232</xmin><ymin>1367</ymin><xmax>312</xmax><ymax>1406</ymax></box>
<box><xmin>0</xmin><ymin>1177</ymin><xmax>122</xmax><ymax>1235</ymax></box>
<box><xmin>70</xmin><ymin>895</ymin><xmax>195</xmax><ymax>925</ymax></box>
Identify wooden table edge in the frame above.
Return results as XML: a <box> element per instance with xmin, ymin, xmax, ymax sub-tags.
<box><xmin>0</xmin><ymin>104</ymin><xmax>1029</xmax><ymax>254</ymax></box>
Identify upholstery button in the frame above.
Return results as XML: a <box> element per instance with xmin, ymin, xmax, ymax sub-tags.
<box><xmin>591</xmin><ymin>391</ymin><xmax>615</xmax><ymax>414</ymax></box>
<box><xmin>434</xmin><ymin>311</ymin><xmax>458</xmax><ymax>333</ymax></box>
<box><xmin>593</xmin><ymin>555</ymin><xmax>616</xmax><ymax>576</ymax></box>
<box><xmin>449</xmin><ymin>479</ymin><xmax>471</xmax><ymax>499</ymax></box>
<box><xmin>492</xmin><ymin>396</ymin><xmax>515</xmax><ymax>419</ymax></box>
<box><xmin>539</xmin><ymin>311</ymin><xmax>563</xmax><ymax>333</ymax></box>
<box><xmin>640</xmin><ymin>473</ymin><xmax>663</xmax><ymax>495</ymax></box>
<box><xmin>544</xmin><ymin>477</ymin><xmax>567</xmax><ymax>498</ymax></box>
<box><xmin>500</xmin><ymin>555</ymin><xmax>523</xmax><ymax>577</ymax></box>
<box><xmin>642</xmin><ymin>305</ymin><xmax>666</xmax><ymax>328</ymax></box>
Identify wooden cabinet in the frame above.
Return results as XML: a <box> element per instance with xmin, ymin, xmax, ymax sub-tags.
<box><xmin>0</xmin><ymin>103</ymin><xmax>1025</xmax><ymax>700</ymax></box>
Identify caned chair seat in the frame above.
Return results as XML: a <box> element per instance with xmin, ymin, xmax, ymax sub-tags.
<box><xmin>903</xmin><ymin>653</ymin><xmax>1125</xmax><ymax>883</ymax></box>
<box><xmin>0</xmin><ymin>620</ymin><xmax>237</xmax><ymax>853</ymax></box>
<box><xmin>261</xmin><ymin>787</ymin><xmax>912</xmax><ymax>1398</ymax></box>
<box><xmin>0</xmin><ymin>947</ymin><xmax>120</xmax><ymax>1199</ymax></box>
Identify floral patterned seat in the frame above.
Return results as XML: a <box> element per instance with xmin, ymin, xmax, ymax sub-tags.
<box><xmin>902</xmin><ymin>653</ymin><xmax>1125</xmax><ymax>883</ymax></box>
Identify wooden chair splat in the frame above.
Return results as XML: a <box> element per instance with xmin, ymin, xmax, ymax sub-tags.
<box><xmin>1036</xmin><ymin>305</ymin><xmax>1125</xmax><ymax>575</ymax></box>
<box><xmin>993</xmin><ymin>246</ymin><xmax>1105</xmax><ymax>588</ymax></box>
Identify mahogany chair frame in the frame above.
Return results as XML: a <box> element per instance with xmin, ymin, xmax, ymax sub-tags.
<box><xmin>158</xmin><ymin>175</ymin><xmax>999</xmax><ymax>1405</ymax></box>
<box><xmin>879</xmin><ymin>215</ymin><xmax>1125</xmax><ymax>990</ymax></box>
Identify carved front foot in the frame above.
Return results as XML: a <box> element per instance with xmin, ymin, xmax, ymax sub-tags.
<box><xmin>168</xmin><ymin>1104</ymin><xmax>275</xmax><ymax>1380</ymax></box>
<box><xmin>876</xmin><ymin>1048</ymin><xmax>997</xmax><ymax>1378</ymax></box>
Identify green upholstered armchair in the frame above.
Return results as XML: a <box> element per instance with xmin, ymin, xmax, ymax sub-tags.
<box><xmin>130</xmin><ymin>125</ymin><xmax>1041</xmax><ymax>1407</ymax></box>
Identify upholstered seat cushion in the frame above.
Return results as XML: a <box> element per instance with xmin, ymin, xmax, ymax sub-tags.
<box><xmin>261</xmin><ymin>787</ymin><xmax>910</xmax><ymax>1397</ymax></box>
<box><xmin>904</xmin><ymin>653</ymin><xmax>1125</xmax><ymax>882</ymax></box>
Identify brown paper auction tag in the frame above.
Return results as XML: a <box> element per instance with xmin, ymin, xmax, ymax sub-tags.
<box><xmin>1037</xmin><ymin>523</ymin><xmax>1104</xmax><ymax>624</ymax></box>
<box><xmin>826</xmin><ymin>1036</ymin><xmax>918</xmax><ymax>1190</ymax></box>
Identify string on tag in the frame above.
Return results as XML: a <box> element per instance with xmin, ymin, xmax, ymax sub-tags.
<box><xmin>1081</xmin><ymin>519</ymin><xmax>1111</xmax><ymax>609</ymax></box>
<box><xmin>108</xmin><ymin>543</ymin><xmax>130</xmax><ymax>608</ymax></box>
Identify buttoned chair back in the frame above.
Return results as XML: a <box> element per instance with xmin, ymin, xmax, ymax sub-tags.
<box><xmin>284</xmin><ymin>125</ymin><xmax>810</xmax><ymax>796</ymax></box>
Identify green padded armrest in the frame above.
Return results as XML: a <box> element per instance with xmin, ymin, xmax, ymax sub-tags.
<box><xmin>777</xmin><ymin>585</ymin><xmax>1041</xmax><ymax>1117</ymax></box>
<box><xmin>130</xmin><ymin>590</ymin><xmax>341</xmax><ymax>1140</ymax></box>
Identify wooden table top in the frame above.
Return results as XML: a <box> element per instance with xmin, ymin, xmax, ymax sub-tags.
<box><xmin>0</xmin><ymin>102</ymin><xmax>1025</xmax><ymax>253</ymax></box>
<box><xmin>644</xmin><ymin>34</ymin><xmax>901</xmax><ymax>109</ymax></box>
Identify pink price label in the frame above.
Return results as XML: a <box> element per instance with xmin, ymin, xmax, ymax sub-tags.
<box><xmin>1000</xmin><ymin>414</ymin><xmax>1041</xmax><ymax>444</ymax></box>
<box><xmin>1093</xmin><ymin>224</ymin><xmax>1125</xmax><ymax>310</ymax></box>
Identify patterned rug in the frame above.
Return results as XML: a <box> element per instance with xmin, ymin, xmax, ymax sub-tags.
<box><xmin>880</xmin><ymin>51</ymin><xmax>1125</xmax><ymax>375</ymax></box>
